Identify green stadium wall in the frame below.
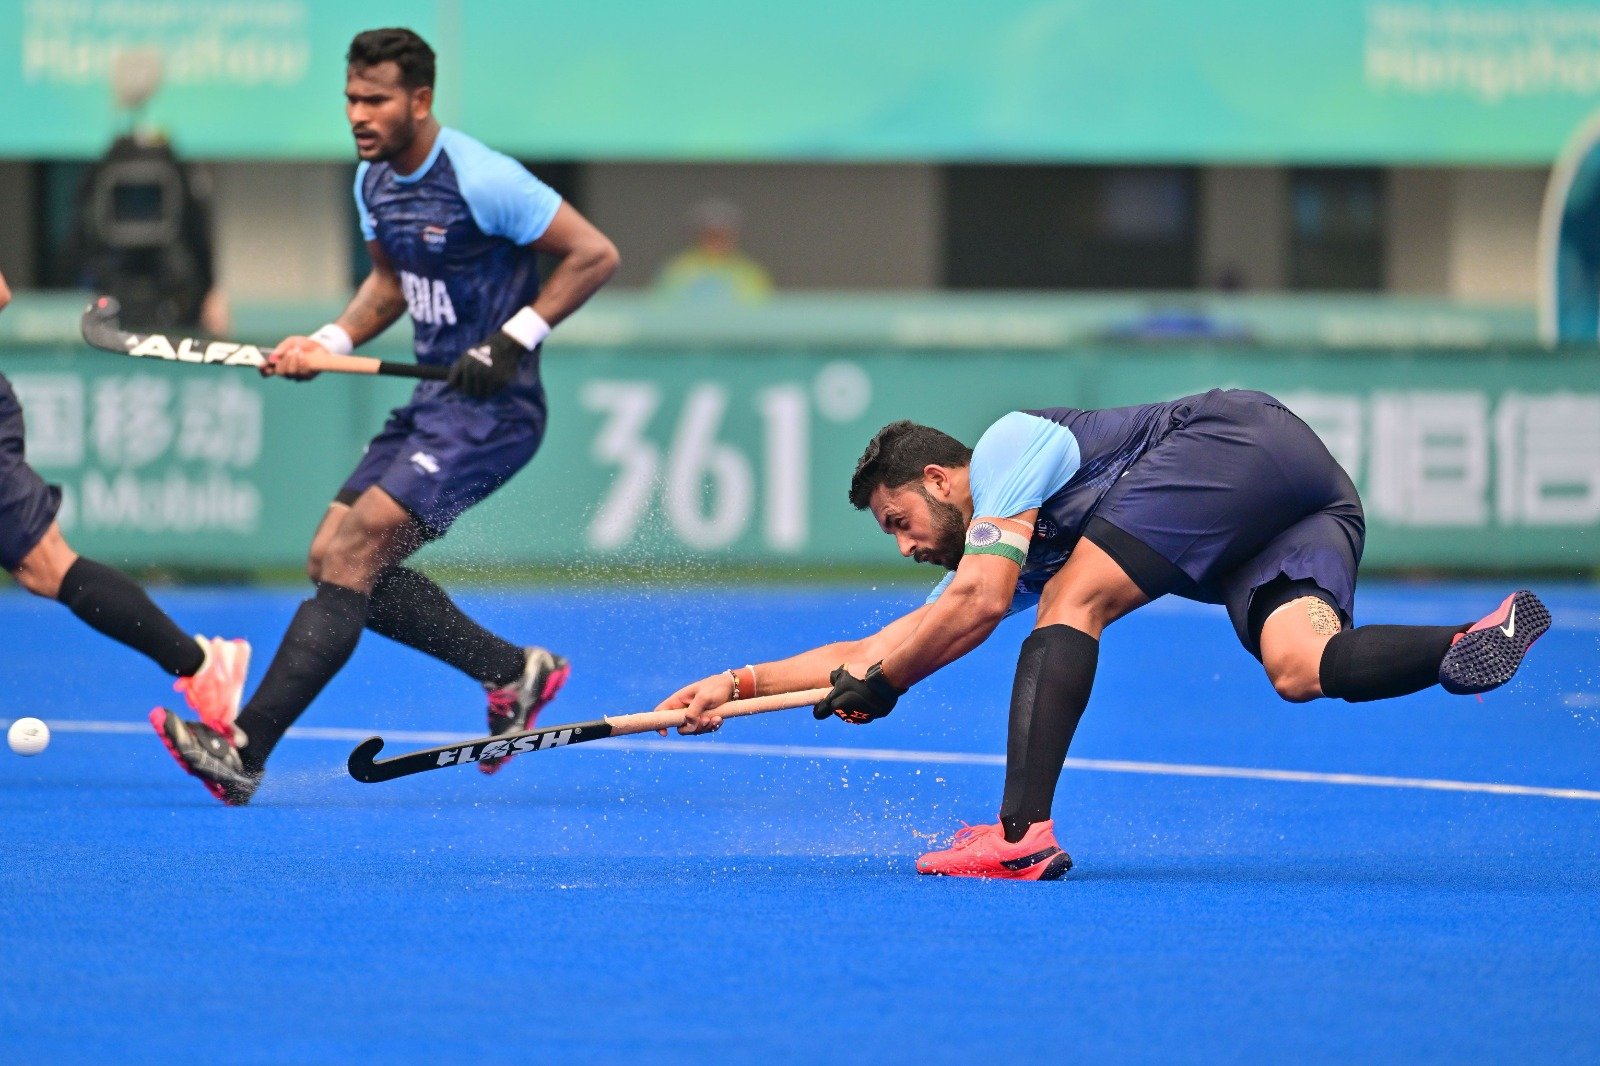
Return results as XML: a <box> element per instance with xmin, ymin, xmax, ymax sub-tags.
<box><xmin>2</xmin><ymin>338</ymin><xmax>1595</xmax><ymax>576</ymax></box>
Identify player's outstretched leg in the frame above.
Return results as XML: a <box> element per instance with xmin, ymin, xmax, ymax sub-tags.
<box><xmin>915</xmin><ymin>625</ymin><xmax>1089</xmax><ymax>881</ymax></box>
<box><xmin>50</xmin><ymin>555</ymin><xmax>207</xmax><ymax>674</ymax></box>
<box><xmin>236</xmin><ymin>582</ymin><xmax>370</xmax><ymax>769</ymax></box>
<box><xmin>154</xmin><ymin>580</ymin><xmax>370</xmax><ymax>804</ymax></box>
<box><xmin>1437</xmin><ymin>590</ymin><xmax>1551</xmax><ymax>695</ymax></box>
<box><xmin>364</xmin><ymin>565</ymin><xmax>570</xmax><ymax>774</ymax></box>
<box><xmin>1315</xmin><ymin>590</ymin><xmax>1550</xmax><ymax>702</ymax></box>
<box><xmin>14</xmin><ymin>529</ymin><xmax>253</xmax><ymax>738</ymax></box>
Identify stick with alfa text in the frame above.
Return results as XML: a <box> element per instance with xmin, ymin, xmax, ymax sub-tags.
<box><xmin>81</xmin><ymin>296</ymin><xmax>447</xmax><ymax>380</ymax></box>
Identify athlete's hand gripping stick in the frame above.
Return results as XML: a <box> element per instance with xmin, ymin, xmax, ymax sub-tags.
<box><xmin>447</xmin><ymin>331</ymin><xmax>527</xmax><ymax>398</ymax></box>
<box><xmin>813</xmin><ymin>663</ymin><xmax>905</xmax><ymax>724</ymax></box>
<box><xmin>446</xmin><ymin>306</ymin><xmax>551</xmax><ymax>398</ymax></box>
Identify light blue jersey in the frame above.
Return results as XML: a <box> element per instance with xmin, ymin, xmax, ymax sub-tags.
<box><xmin>926</xmin><ymin>399</ymin><xmax>1188</xmax><ymax>614</ymax></box>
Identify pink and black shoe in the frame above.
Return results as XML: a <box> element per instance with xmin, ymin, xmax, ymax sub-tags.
<box><xmin>1438</xmin><ymin>590</ymin><xmax>1551</xmax><ymax>696</ymax></box>
<box><xmin>915</xmin><ymin>820</ymin><xmax>1074</xmax><ymax>881</ymax></box>
<box><xmin>149</xmin><ymin>707</ymin><xmax>262</xmax><ymax>806</ymax></box>
<box><xmin>478</xmin><ymin>647</ymin><xmax>571</xmax><ymax>775</ymax></box>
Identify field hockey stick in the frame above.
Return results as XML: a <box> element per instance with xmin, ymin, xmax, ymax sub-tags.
<box><xmin>80</xmin><ymin>296</ymin><xmax>448</xmax><ymax>380</ymax></box>
<box><xmin>347</xmin><ymin>687</ymin><xmax>832</xmax><ymax>783</ymax></box>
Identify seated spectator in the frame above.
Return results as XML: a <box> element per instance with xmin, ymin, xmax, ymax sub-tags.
<box><xmin>654</xmin><ymin>198</ymin><xmax>773</xmax><ymax>304</ymax></box>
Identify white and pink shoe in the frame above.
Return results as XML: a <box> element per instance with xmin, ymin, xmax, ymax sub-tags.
<box><xmin>173</xmin><ymin>636</ymin><xmax>252</xmax><ymax>745</ymax></box>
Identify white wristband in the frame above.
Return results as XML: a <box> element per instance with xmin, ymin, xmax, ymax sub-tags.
<box><xmin>501</xmin><ymin>307</ymin><xmax>552</xmax><ymax>350</ymax></box>
<box><xmin>309</xmin><ymin>323</ymin><xmax>353</xmax><ymax>355</ymax></box>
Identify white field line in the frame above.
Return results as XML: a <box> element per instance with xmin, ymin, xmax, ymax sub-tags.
<box><xmin>15</xmin><ymin>718</ymin><xmax>1600</xmax><ymax>803</ymax></box>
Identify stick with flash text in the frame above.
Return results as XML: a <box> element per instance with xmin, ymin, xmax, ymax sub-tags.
<box><xmin>347</xmin><ymin>687</ymin><xmax>832</xmax><ymax>783</ymax></box>
<box><xmin>80</xmin><ymin>296</ymin><xmax>448</xmax><ymax>380</ymax></box>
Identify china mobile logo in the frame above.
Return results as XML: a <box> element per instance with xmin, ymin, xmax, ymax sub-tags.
<box><xmin>434</xmin><ymin>728</ymin><xmax>577</xmax><ymax>766</ymax></box>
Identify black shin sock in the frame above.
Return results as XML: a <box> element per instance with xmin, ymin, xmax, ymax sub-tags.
<box><xmin>1318</xmin><ymin>624</ymin><xmax>1470</xmax><ymax>703</ymax></box>
<box><xmin>365</xmin><ymin>566</ymin><xmax>526</xmax><ymax>687</ymax></box>
<box><xmin>56</xmin><ymin>557</ymin><xmax>204</xmax><ymax>677</ymax></box>
<box><xmin>999</xmin><ymin>625</ymin><xmax>1099</xmax><ymax>844</ymax></box>
<box><xmin>235</xmin><ymin>582</ymin><xmax>369</xmax><ymax>771</ymax></box>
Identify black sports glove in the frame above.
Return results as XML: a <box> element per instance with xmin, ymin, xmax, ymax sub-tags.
<box><xmin>447</xmin><ymin>331</ymin><xmax>527</xmax><ymax>399</ymax></box>
<box><xmin>813</xmin><ymin>663</ymin><xmax>907</xmax><ymax>724</ymax></box>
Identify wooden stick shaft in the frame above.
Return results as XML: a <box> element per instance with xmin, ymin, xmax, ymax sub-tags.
<box><xmin>308</xmin><ymin>352</ymin><xmax>391</xmax><ymax>376</ymax></box>
<box><xmin>299</xmin><ymin>351</ymin><xmax>448</xmax><ymax>380</ymax></box>
<box><xmin>603</xmin><ymin>687</ymin><xmax>829</xmax><ymax>738</ymax></box>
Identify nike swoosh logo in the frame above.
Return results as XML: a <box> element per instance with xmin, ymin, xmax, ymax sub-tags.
<box><xmin>1000</xmin><ymin>846</ymin><xmax>1063</xmax><ymax>871</ymax></box>
<box><xmin>1500</xmin><ymin>604</ymin><xmax>1516</xmax><ymax>639</ymax></box>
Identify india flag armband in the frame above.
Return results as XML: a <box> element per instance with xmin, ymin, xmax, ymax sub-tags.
<box><xmin>963</xmin><ymin>516</ymin><xmax>1032</xmax><ymax>566</ymax></box>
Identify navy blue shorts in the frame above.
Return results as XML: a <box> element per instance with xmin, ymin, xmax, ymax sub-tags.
<box><xmin>0</xmin><ymin>374</ymin><xmax>62</xmax><ymax>571</ymax></box>
<box><xmin>1089</xmin><ymin>389</ymin><xmax>1365</xmax><ymax>658</ymax></box>
<box><xmin>339</xmin><ymin>385</ymin><xmax>547</xmax><ymax>537</ymax></box>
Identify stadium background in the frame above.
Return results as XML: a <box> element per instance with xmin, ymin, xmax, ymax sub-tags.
<box><xmin>0</xmin><ymin>0</ymin><xmax>1595</xmax><ymax>582</ymax></box>
<box><xmin>3</xmin><ymin>3</ymin><xmax>1600</xmax><ymax>1062</ymax></box>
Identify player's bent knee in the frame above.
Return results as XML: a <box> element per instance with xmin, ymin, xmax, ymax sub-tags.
<box><xmin>316</xmin><ymin>511</ymin><xmax>414</xmax><ymax>589</ymax></box>
<box><xmin>13</xmin><ymin>526</ymin><xmax>77</xmax><ymax>599</ymax></box>
<box><xmin>321</xmin><ymin>531</ymin><xmax>380</xmax><ymax>575</ymax></box>
<box><xmin>13</xmin><ymin>564</ymin><xmax>56</xmax><ymax>598</ymax></box>
<box><xmin>1037</xmin><ymin>593</ymin><xmax>1126</xmax><ymax>638</ymax></box>
<box><xmin>1265</xmin><ymin>660</ymin><xmax>1322</xmax><ymax>703</ymax></box>
<box><xmin>1261</xmin><ymin>635</ymin><xmax>1325</xmax><ymax>702</ymax></box>
<box><xmin>1271</xmin><ymin>675</ymin><xmax>1320</xmax><ymax>703</ymax></box>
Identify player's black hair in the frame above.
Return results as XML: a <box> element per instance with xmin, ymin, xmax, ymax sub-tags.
<box><xmin>347</xmin><ymin>28</ymin><xmax>436</xmax><ymax>89</ymax></box>
<box><xmin>848</xmin><ymin>421</ymin><xmax>973</xmax><ymax>510</ymax></box>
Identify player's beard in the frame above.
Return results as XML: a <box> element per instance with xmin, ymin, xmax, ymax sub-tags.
<box><xmin>916</xmin><ymin>487</ymin><xmax>967</xmax><ymax>571</ymax></box>
<box><xmin>365</xmin><ymin>114</ymin><xmax>417</xmax><ymax>163</ymax></box>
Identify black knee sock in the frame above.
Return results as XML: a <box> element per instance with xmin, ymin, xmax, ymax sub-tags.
<box><xmin>365</xmin><ymin>566</ymin><xmax>526</xmax><ymax>687</ymax></box>
<box><xmin>56</xmin><ymin>557</ymin><xmax>204</xmax><ymax>677</ymax></box>
<box><xmin>235</xmin><ymin>582</ymin><xmax>368</xmax><ymax>771</ymax></box>
<box><xmin>999</xmin><ymin>625</ymin><xmax>1099</xmax><ymax>843</ymax></box>
<box><xmin>1318</xmin><ymin>624</ymin><xmax>1470</xmax><ymax>703</ymax></box>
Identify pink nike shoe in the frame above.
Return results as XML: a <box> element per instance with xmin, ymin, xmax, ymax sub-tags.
<box><xmin>916</xmin><ymin>820</ymin><xmax>1073</xmax><ymax>881</ymax></box>
<box><xmin>1438</xmin><ymin>591</ymin><xmax>1550</xmax><ymax>696</ymax></box>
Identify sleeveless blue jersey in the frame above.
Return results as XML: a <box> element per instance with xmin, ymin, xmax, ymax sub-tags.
<box><xmin>355</xmin><ymin>128</ymin><xmax>561</xmax><ymax>405</ymax></box>
<box><xmin>927</xmin><ymin>396</ymin><xmax>1187</xmax><ymax>612</ymax></box>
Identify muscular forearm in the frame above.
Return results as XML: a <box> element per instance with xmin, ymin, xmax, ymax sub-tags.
<box><xmin>751</xmin><ymin>640</ymin><xmax>868</xmax><ymax>694</ymax></box>
<box><xmin>750</xmin><ymin>604</ymin><xmax>933</xmax><ymax>695</ymax></box>
<box><xmin>880</xmin><ymin>587</ymin><xmax>1005</xmax><ymax>689</ymax></box>
<box><xmin>531</xmin><ymin>239</ymin><xmax>619</xmax><ymax>327</ymax></box>
<box><xmin>336</xmin><ymin>270</ymin><xmax>406</xmax><ymax>346</ymax></box>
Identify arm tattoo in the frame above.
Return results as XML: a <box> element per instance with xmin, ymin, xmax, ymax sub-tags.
<box><xmin>340</xmin><ymin>273</ymin><xmax>407</xmax><ymax>344</ymax></box>
<box><xmin>1303</xmin><ymin>597</ymin><xmax>1342</xmax><ymax>637</ymax></box>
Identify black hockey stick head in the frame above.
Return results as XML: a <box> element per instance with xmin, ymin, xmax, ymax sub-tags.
<box><xmin>347</xmin><ymin>737</ymin><xmax>389</xmax><ymax>783</ymax></box>
<box><xmin>80</xmin><ymin>295</ymin><xmax>271</xmax><ymax>369</ymax></box>
<box><xmin>81</xmin><ymin>295</ymin><xmax>131</xmax><ymax>350</ymax></box>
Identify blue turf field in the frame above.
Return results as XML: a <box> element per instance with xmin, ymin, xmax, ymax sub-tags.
<box><xmin>2</xmin><ymin>582</ymin><xmax>1598</xmax><ymax>1062</ymax></box>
